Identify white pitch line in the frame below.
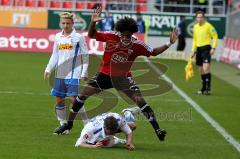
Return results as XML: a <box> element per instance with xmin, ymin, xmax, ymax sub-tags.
<box><xmin>0</xmin><ymin>91</ymin><xmax>49</xmax><ymax>96</ymax></box>
<box><xmin>0</xmin><ymin>90</ymin><xmax>187</xmax><ymax>104</ymax></box>
<box><xmin>144</xmin><ymin>58</ymin><xmax>240</xmax><ymax>153</ymax></box>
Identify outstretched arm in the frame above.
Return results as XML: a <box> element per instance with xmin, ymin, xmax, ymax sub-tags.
<box><xmin>126</xmin><ymin>132</ymin><xmax>135</xmax><ymax>150</ymax></box>
<box><xmin>88</xmin><ymin>6</ymin><xmax>103</xmax><ymax>39</ymax></box>
<box><xmin>78</xmin><ymin>142</ymin><xmax>103</xmax><ymax>148</ymax></box>
<box><xmin>152</xmin><ymin>28</ymin><xmax>178</xmax><ymax>56</ymax></box>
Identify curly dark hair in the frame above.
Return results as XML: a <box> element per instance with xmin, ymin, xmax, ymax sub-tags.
<box><xmin>115</xmin><ymin>17</ymin><xmax>138</xmax><ymax>34</ymax></box>
<box><xmin>104</xmin><ymin>116</ymin><xmax>119</xmax><ymax>133</ymax></box>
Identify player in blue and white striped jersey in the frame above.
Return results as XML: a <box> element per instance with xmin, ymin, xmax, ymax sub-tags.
<box><xmin>75</xmin><ymin>107</ymin><xmax>141</xmax><ymax>150</ymax></box>
<box><xmin>44</xmin><ymin>12</ymin><xmax>89</xmax><ymax>133</ymax></box>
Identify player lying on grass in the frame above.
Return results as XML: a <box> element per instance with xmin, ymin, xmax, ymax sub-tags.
<box><xmin>75</xmin><ymin>107</ymin><xmax>140</xmax><ymax>150</ymax></box>
<box><xmin>54</xmin><ymin>6</ymin><xmax>178</xmax><ymax>141</ymax></box>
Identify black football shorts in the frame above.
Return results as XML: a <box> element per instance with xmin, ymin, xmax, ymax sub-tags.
<box><xmin>196</xmin><ymin>45</ymin><xmax>212</xmax><ymax>66</ymax></box>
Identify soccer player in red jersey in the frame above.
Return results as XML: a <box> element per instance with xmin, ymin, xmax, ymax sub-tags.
<box><xmin>54</xmin><ymin>7</ymin><xmax>178</xmax><ymax>141</ymax></box>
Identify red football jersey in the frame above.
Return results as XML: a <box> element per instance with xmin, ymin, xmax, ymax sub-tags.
<box><xmin>95</xmin><ymin>31</ymin><xmax>153</xmax><ymax>76</ymax></box>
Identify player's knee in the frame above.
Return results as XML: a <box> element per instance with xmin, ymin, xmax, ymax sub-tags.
<box><xmin>202</xmin><ymin>68</ymin><xmax>210</xmax><ymax>74</ymax></box>
<box><xmin>131</xmin><ymin>124</ymin><xmax>137</xmax><ymax>131</ymax></box>
<box><xmin>205</xmin><ymin>67</ymin><xmax>210</xmax><ymax>72</ymax></box>
<box><xmin>56</xmin><ymin>98</ymin><xmax>64</xmax><ymax>105</ymax></box>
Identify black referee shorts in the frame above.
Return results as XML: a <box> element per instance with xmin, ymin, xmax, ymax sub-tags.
<box><xmin>196</xmin><ymin>45</ymin><xmax>211</xmax><ymax>66</ymax></box>
<box><xmin>88</xmin><ymin>72</ymin><xmax>139</xmax><ymax>92</ymax></box>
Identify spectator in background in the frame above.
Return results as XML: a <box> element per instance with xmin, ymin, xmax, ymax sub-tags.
<box><xmin>136</xmin><ymin>12</ymin><xmax>145</xmax><ymax>33</ymax></box>
<box><xmin>212</xmin><ymin>0</ymin><xmax>224</xmax><ymax>14</ymax></box>
<box><xmin>155</xmin><ymin>0</ymin><xmax>161</xmax><ymax>11</ymax></box>
<box><xmin>196</xmin><ymin>0</ymin><xmax>208</xmax><ymax>13</ymax></box>
<box><xmin>101</xmin><ymin>9</ymin><xmax>115</xmax><ymax>31</ymax></box>
<box><xmin>107</xmin><ymin>0</ymin><xmax>133</xmax><ymax>11</ymax></box>
<box><xmin>164</xmin><ymin>0</ymin><xmax>177</xmax><ymax>12</ymax></box>
<box><xmin>120</xmin><ymin>0</ymin><xmax>134</xmax><ymax>11</ymax></box>
<box><xmin>177</xmin><ymin>0</ymin><xmax>190</xmax><ymax>13</ymax></box>
<box><xmin>176</xmin><ymin>16</ymin><xmax>186</xmax><ymax>51</ymax></box>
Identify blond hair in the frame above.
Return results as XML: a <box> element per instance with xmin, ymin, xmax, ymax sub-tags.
<box><xmin>60</xmin><ymin>12</ymin><xmax>74</xmax><ymax>21</ymax></box>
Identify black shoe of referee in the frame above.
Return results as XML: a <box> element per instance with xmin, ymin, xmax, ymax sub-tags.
<box><xmin>53</xmin><ymin>123</ymin><xmax>73</xmax><ymax>135</ymax></box>
<box><xmin>196</xmin><ymin>89</ymin><xmax>204</xmax><ymax>95</ymax></box>
<box><xmin>196</xmin><ymin>90</ymin><xmax>211</xmax><ymax>95</ymax></box>
<box><xmin>156</xmin><ymin>129</ymin><xmax>167</xmax><ymax>141</ymax></box>
<box><xmin>204</xmin><ymin>90</ymin><xmax>211</xmax><ymax>95</ymax></box>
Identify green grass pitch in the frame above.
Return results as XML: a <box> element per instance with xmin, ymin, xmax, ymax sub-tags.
<box><xmin>0</xmin><ymin>51</ymin><xmax>239</xmax><ymax>159</ymax></box>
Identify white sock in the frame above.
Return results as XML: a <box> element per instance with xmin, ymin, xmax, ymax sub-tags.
<box><xmin>79</xmin><ymin>106</ymin><xmax>89</xmax><ymax>125</ymax></box>
<box><xmin>114</xmin><ymin>136</ymin><xmax>126</xmax><ymax>145</ymax></box>
<box><xmin>124</xmin><ymin>111</ymin><xmax>135</xmax><ymax>123</ymax></box>
<box><xmin>55</xmin><ymin>105</ymin><xmax>67</xmax><ymax>126</ymax></box>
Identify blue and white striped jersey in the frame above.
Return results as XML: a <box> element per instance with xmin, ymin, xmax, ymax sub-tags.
<box><xmin>75</xmin><ymin>112</ymin><xmax>132</xmax><ymax>146</ymax></box>
<box><xmin>45</xmin><ymin>29</ymin><xmax>89</xmax><ymax>79</ymax></box>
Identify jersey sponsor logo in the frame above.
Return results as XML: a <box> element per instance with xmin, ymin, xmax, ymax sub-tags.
<box><xmin>128</xmin><ymin>49</ymin><xmax>133</xmax><ymax>56</ymax></box>
<box><xmin>58</xmin><ymin>43</ymin><xmax>73</xmax><ymax>50</ymax></box>
<box><xmin>111</xmin><ymin>53</ymin><xmax>128</xmax><ymax>63</ymax></box>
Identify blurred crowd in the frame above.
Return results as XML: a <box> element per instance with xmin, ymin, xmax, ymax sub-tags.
<box><xmin>0</xmin><ymin>0</ymin><xmax>227</xmax><ymax>14</ymax></box>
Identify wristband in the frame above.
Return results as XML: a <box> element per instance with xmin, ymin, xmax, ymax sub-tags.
<box><xmin>165</xmin><ymin>41</ymin><xmax>172</xmax><ymax>48</ymax></box>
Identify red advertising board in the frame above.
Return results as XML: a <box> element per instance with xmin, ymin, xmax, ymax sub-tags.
<box><xmin>0</xmin><ymin>28</ymin><xmax>144</xmax><ymax>54</ymax></box>
<box><xmin>219</xmin><ymin>37</ymin><xmax>240</xmax><ymax>68</ymax></box>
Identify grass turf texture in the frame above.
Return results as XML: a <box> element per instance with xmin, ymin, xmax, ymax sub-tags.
<box><xmin>0</xmin><ymin>51</ymin><xmax>239</xmax><ymax>159</ymax></box>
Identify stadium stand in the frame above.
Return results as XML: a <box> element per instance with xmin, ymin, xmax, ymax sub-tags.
<box><xmin>50</xmin><ymin>0</ymin><xmax>60</xmax><ymax>8</ymax></box>
<box><xmin>13</xmin><ymin>0</ymin><xmax>24</xmax><ymax>6</ymax></box>
<box><xmin>62</xmin><ymin>1</ymin><xmax>73</xmax><ymax>9</ymax></box>
<box><xmin>0</xmin><ymin>0</ymin><xmax>226</xmax><ymax>15</ymax></box>
<box><xmin>76</xmin><ymin>1</ymin><xmax>84</xmax><ymax>9</ymax></box>
<box><xmin>26</xmin><ymin>0</ymin><xmax>35</xmax><ymax>7</ymax></box>
<box><xmin>38</xmin><ymin>0</ymin><xmax>47</xmax><ymax>7</ymax></box>
<box><xmin>136</xmin><ymin>0</ymin><xmax>147</xmax><ymax>12</ymax></box>
<box><xmin>1</xmin><ymin>0</ymin><xmax>11</xmax><ymax>6</ymax></box>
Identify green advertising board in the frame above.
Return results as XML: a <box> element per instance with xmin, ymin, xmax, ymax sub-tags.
<box><xmin>48</xmin><ymin>10</ymin><xmax>226</xmax><ymax>38</ymax></box>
